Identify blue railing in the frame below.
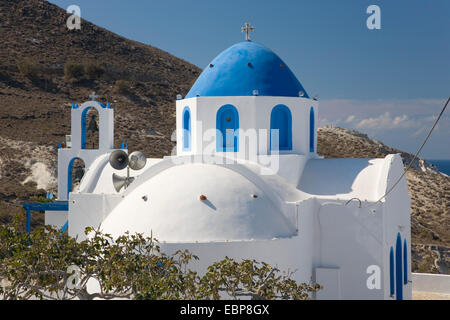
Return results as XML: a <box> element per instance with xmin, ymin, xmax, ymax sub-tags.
<box><xmin>23</xmin><ymin>201</ymin><xmax>69</xmax><ymax>233</ymax></box>
<box><xmin>61</xmin><ymin>220</ymin><xmax>69</xmax><ymax>233</ymax></box>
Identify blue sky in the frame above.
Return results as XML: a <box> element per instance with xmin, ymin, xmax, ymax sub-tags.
<box><xmin>50</xmin><ymin>0</ymin><xmax>449</xmax><ymax>158</ymax></box>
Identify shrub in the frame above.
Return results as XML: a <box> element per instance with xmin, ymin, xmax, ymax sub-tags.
<box><xmin>84</xmin><ymin>63</ymin><xmax>105</xmax><ymax>80</ymax></box>
<box><xmin>17</xmin><ymin>59</ymin><xmax>38</xmax><ymax>79</ymax></box>
<box><xmin>64</xmin><ymin>62</ymin><xmax>84</xmax><ymax>81</ymax></box>
<box><xmin>114</xmin><ymin>79</ymin><xmax>131</xmax><ymax>95</ymax></box>
<box><xmin>0</xmin><ymin>219</ymin><xmax>321</xmax><ymax>300</ymax></box>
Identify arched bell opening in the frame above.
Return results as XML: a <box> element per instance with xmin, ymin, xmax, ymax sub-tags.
<box><xmin>81</xmin><ymin>107</ymin><xmax>99</xmax><ymax>149</ymax></box>
<box><xmin>67</xmin><ymin>157</ymin><xmax>86</xmax><ymax>198</ymax></box>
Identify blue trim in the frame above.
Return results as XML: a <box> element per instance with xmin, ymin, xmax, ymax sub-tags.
<box><xmin>395</xmin><ymin>233</ymin><xmax>403</xmax><ymax>300</ymax></box>
<box><xmin>23</xmin><ymin>202</ymin><xmax>69</xmax><ymax>211</ymax></box>
<box><xmin>186</xmin><ymin>42</ymin><xmax>309</xmax><ymax>98</ymax></box>
<box><xmin>81</xmin><ymin>107</ymin><xmax>88</xmax><ymax>149</ymax></box>
<box><xmin>182</xmin><ymin>107</ymin><xmax>191</xmax><ymax>151</ymax></box>
<box><xmin>81</xmin><ymin>106</ymin><xmax>99</xmax><ymax>149</ymax></box>
<box><xmin>403</xmin><ymin>239</ymin><xmax>408</xmax><ymax>285</ymax></box>
<box><xmin>270</xmin><ymin>104</ymin><xmax>292</xmax><ymax>151</ymax></box>
<box><xmin>67</xmin><ymin>157</ymin><xmax>84</xmax><ymax>198</ymax></box>
<box><xmin>309</xmin><ymin>107</ymin><xmax>315</xmax><ymax>152</ymax></box>
<box><xmin>390</xmin><ymin>246</ymin><xmax>395</xmax><ymax>297</ymax></box>
<box><xmin>67</xmin><ymin>158</ymin><xmax>76</xmax><ymax>197</ymax></box>
<box><xmin>216</xmin><ymin>105</ymin><xmax>239</xmax><ymax>152</ymax></box>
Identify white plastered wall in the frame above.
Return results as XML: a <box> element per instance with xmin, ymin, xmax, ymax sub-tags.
<box><xmin>69</xmin><ymin>193</ymin><xmax>123</xmax><ymax>241</ymax></box>
<box><xmin>56</xmin><ymin>101</ymin><xmax>116</xmax><ymax>201</ymax></box>
<box><xmin>176</xmin><ymin>96</ymin><xmax>319</xmax><ymax>158</ymax></box>
<box><xmin>382</xmin><ymin>154</ymin><xmax>412</xmax><ymax>300</ymax></box>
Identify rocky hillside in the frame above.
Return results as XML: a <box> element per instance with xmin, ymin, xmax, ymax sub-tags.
<box><xmin>319</xmin><ymin>126</ymin><xmax>449</xmax><ymax>274</ymax></box>
<box><xmin>0</xmin><ymin>0</ymin><xmax>447</xmax><ymax>274</ymax></box>
<box><xmin>0</xmin><ymin>0</ymin><xmax>200</xmax><ymax>225</ymax></box>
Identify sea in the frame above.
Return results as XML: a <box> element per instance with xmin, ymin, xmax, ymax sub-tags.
<box><xmin>427</xmin><ymin>159</ymin><xmax>450</xmax><ymax>175</ymax></box>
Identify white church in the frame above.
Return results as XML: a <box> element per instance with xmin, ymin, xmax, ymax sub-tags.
<box><xmin>44</xmin><ymin>27</ymin><xmax>411</xmax><ymax>300</ymax></box>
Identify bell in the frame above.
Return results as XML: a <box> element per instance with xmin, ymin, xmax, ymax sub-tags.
<box><xmin>87</xmin><ymin>114</ymin><xmax>99</xmax><ymax>132</ymax></box>
<box><xmin>74</xmin><ymin>165</ymin><xmax>85</xmax><ymax>183</ymax></box>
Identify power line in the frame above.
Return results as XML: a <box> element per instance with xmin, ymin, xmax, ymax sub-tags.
<box><xmin>372</xmin><ymin>96</ymin><xmax>449</xmax><ymax>205</ymax></box>
<box><xmin>344</xmin><ymin>97</ymin><xmax>450</xmax><ymax>209</ymax></box>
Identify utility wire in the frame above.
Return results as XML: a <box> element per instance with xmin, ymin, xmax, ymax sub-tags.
<box><xmin>367</xmin><ymin>97</ymin><xmax>449</xmax><ymax>207</ymax></box>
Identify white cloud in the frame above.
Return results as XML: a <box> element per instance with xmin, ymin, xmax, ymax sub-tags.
<box><xmin>345</xmin><ymin>115</ymin><xmax>355</xmax><ymax>123</ymax></box>
<box><xmin>355</xmin><ymin>112</ymin><xmax>416</xmax><ymax>130</ymax></box>
<box><xmin>316</xmin><ymin>98</ymin><xmax>450</xmax><ymax>158</ymax></box>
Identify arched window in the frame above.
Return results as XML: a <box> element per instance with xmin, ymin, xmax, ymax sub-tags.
<box><xmin>309</xmin><ymin>107</ymin><xmax>315</xmax><ymax>152</ymax></box>
<box><xmin>68</xmin><ymin>157</ymin><xmax>85</xmax><ymax>198</ymax></box>
<box><xmin>182</xmin><ymin>107</ymin><xmax>191</xmax><ymax>151</ymax></box>
<box><xmin>81</xmin><ymin>107</ymin><xmax>99</xmax><ymax>149</ymax></box>
<box><xmin>403</xmin><ymin>239</ymin><xmax>408</xmax><ymax>285</ymax></box>
<box><xmin>270</xmin><ymin>104</ymin><xmax>292</xmax><ymax>151</ymax></box>
<box><xmin>395</xmin><ymin>233</ymin><xmax>403</xmax><ymax>300</ymax></box>
<box><xmin>216</xmin><ymin>104</ymin><xmax>239</xmax><ymax>152</ymax></box>
<box><xmin>390</xmin><ymin>247</ymin><xmax>395</xmax><ymax>297</ymax></box>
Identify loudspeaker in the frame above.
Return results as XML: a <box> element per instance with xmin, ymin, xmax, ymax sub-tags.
<box><xmin>109</xmin><ymin>150</ymin><xmax>129</xmax><ymax>170</ymax></box>
<box><xmin>128</xmin><ymin>151</ymin><xmax>147</xmax><ymax>170</ymax></box>
<box><xmin>112</xmin><ymin>173</ymin><xmax>135</xmax><ymax>193</ymax></box>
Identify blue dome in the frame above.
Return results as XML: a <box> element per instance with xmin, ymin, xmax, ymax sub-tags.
<box><xmin>186</xmin><ymin>41</ymin><xmax>309</xmax><ymax>99</ymax></box>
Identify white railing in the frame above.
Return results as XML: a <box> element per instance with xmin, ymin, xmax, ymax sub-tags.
<box><xmin>412</xmin><ymin>273</ymin><xmax>450</xmax><ymax>294</ymax></box>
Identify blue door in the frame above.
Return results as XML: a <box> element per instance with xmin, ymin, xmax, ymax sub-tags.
<box><xmin>217</xmin><ymin>105</ymin><xmax>239</xmax><ymax>152</ymax></box>
<box><xmin>395</xmin><ymin>232</ymin><xmax>403</xmax><ymax>300</ymax></box>
<box><xmin>390</xmin><ymin>247</ymin><xmax>395</xmax><ymax>297</ymax></box>
<box><xmin>403</xmin><ymin>239</ymin><xmax>408</xmax><ymax>285</ymax></box>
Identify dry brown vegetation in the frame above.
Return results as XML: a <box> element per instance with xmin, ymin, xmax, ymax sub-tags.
<box><xmin>0</xmin><ymin>0</ymin><xmax>200</xmax><ymax>226</ymax></box>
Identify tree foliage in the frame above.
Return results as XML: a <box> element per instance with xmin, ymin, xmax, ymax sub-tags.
<box><xmin>0</xmin><ymin>216</ymin><xmax>320</xmax><ymax>300</ymax></box>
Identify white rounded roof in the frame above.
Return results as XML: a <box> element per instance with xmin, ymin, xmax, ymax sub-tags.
<box><xmin>100</xmin><ymin>163</ymin><xmax>295</xmax><ymax>242</ymax></box>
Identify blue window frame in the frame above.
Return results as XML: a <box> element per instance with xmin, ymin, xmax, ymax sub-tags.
<box><xmin>270</xmin><ymin>104</ymin><xmax>292</xmax><ymax>151</ymax></box>
<box><xmin>216</xmin><ymin>104</ymin><xmax>239</xmax><ymax>152</ymax></box>
<box><xmin>390</xmin><ymin>246</ymin><xmax>395</xmax><ymax>297</ymax></box>
<box><xmin>309</xmin><ymin>107</ymin><xmax>315</xmax><ymax>152</ymax></box>
<box><xmin>182</xmin><ymin>107</ymin><xmax>191</xmax><ymax>151</ymax></box>
<box><xmin>395</xmin><ymin>233</ymin><xmax>403</xmax><ymax>300</ymax></box>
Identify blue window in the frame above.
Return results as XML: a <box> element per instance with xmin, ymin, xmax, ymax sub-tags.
<box><xmin>395</xmin><ymin>233</ymin><xmax>403</xmax><ymax>300</ymax></box>
<box><xmin>270</xmin><ymin>104</ymin><xmax>292</xmax><ymax>151</ymax></box>
<box><xmin>216</xmin><ymin>104</ymin><xmax>239</xmax><ymax>152</ymax></box>
<box><xmin>309</xmin><ymin>107</ymin><xmax>315</xmax><ymax>152</ymax></box>
<box><xmin>403</xmin><ymin>239</ymin><xmax>408</xmax><ymax>285</ymax></box>
<box><xmin>182</xmin><ymin>107</ymin><xmax>191</xmax><ymax>151</ymax></box>
<box><xmin>390</xmin><ymin>247</ymin><xmax>395</xmax><ymax>297</ymax></box>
